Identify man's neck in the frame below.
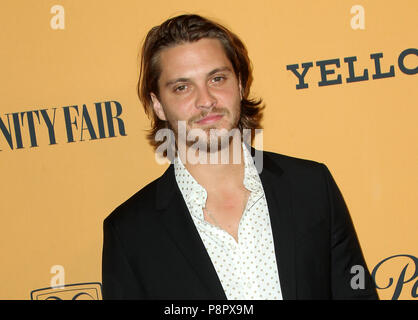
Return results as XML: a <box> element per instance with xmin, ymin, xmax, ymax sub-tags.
<box><xmin>181</xmin><ymin>143</ymin><xmax>246</xmax><ymax>193</ymax></box>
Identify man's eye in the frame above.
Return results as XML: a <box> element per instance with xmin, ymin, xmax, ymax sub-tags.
<box><xmin>212</xmin><ymin>76</ymin><xmax>225</xmax><ymax>83</ymax></box>
<box><xmin>174</xmin><ymin>85</ymin><xmax>187</xmax><ymax>92</ymax></box>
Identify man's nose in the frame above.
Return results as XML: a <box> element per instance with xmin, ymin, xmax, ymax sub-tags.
<box><xmin>195</xmin><ymin>85</ymin><xmax>216</xmax><ymax>110</ymax></box>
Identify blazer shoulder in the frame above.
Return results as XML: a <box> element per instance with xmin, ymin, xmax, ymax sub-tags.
<box><xmin>261</xmin><ymin>150</ymin><xmax>334</xmax><ymax>195</ymax></box>
<box><xmin>262</xmin><ymin>149</ymin><xmax>325</xmax><ymax>173</ymax></box>
<box><xmin>103</xmin><ymin>173</ymin><xmax>163</xmax><ymax>228</ymax></box>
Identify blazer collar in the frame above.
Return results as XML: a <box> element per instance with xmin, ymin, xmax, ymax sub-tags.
<box><xmin>154</xmin><ymin>149</ymin><xmax>297</xmax><ymax>300</ymax></box>
<box><xmin>155</xmin><ymin>164</ymin><xmax>227</xmax><ymax>299</ymax></box>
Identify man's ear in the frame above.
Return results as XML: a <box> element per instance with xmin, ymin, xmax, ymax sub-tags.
<box><xmin>150</xmin><ymin>93</ymin><xmax>167</xmax><ymax>121</ymax></box>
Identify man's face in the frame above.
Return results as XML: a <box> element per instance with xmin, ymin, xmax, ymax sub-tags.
<box><xmin>151</xmin><ymin>38</ymin><xmax>242</xmax><ymax>149</ymax></box>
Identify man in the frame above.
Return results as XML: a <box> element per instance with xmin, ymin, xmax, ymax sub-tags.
<box><xmin>102</xmin><ymin>14</ymin><xmax>378</xmax><ymax>300</ymax></box>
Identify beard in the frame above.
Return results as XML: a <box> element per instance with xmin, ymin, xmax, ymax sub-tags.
<box><xmin>165</xmin><ymin>105</ymin><xmax>242</xmax><ymax>164</ymax></box>
<box><xmin>174</xmin><ymin>106</ymin><xmax>240</xmax><ymax>149</ymax></box>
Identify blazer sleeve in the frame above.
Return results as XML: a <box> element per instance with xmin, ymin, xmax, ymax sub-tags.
<box><xmin>320</xmin><ymin>163</ymin><xmax>379</xmax><ymax>300</ymax></box>
<box><xmin>102</xmin><ymin>218</ymin><xmax>145</xmax><ymax>299</ymax></box>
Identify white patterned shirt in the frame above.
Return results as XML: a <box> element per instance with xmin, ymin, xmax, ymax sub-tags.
<box><xmin>174</xmin><ymin>143</ymin><xmax>283</xmax><ymax>300</ymax></box>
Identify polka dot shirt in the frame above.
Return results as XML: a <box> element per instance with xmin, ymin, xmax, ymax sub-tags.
<box><xmin>174</xmin><ymin>143</ymin><xmax>283</xmax><ymax>300</ymax></box>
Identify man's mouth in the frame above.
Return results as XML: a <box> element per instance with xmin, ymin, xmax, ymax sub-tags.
<box><xmin>195</xmin><ymin>113</ymin><xmax>223</xmax><ymax>125</ymax></box>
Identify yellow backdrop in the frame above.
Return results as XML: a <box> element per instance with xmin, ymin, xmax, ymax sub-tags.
<box><xmin>0</xmin><ymin>0</ymin><xmax>417</xmax><ymax>300</ymax></box>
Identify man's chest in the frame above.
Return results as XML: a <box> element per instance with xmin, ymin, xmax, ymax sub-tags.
<box><xmin>203</xmin><ymin>188</ymin><xmax>251</xmax><ymax>242</ymax></box>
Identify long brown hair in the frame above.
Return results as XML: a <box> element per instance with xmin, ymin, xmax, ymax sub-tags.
<box><xmin>137</xmin><ymin>14</ymin><xmax>264</xmax><ymax>150</ymax></box>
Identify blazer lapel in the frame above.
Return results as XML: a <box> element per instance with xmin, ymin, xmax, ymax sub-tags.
<box><xmin>155</xmin><ymin>165</ymin><xmax>227</xmax><ymax>300</ymax></box>
<box><xmin>257</xmin><ymin>150</ymin><xmax>297</xmax><ymax>300</ymax></box>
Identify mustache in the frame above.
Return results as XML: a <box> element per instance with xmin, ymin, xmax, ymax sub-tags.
<box><xmin>188</xmin><ymin>107</ymin><xmax>230</xmax><ymax>124</ymax></box>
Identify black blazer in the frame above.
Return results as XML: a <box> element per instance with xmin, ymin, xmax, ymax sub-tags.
<box><xmin>102</xmin><ymin>149</ymin><xmax>378</xmax><ymax>300</ymax></box>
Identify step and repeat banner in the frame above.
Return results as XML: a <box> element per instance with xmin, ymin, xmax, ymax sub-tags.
<box><xmin>0</xmin><ymin>0</ymin><xmax>416</xmax><ymax>300</ymax></box>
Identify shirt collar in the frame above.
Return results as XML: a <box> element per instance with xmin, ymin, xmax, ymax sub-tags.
<box><xmin>174</xmin><ymin>153</ymin><xmax>207</xmax><ymax>208</ymax></box>
<box><xmin>174</xmin><ymin>142</ymin><xmax>263</xmax><ymax>209</ymax></box>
